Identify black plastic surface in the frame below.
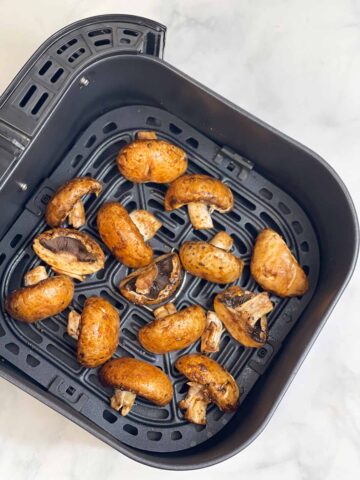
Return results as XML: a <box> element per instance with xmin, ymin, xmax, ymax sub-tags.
<box><xmin>0</xmin><ymin>105</ymin><xmax>319</xmax><ymax>452</ymax></box>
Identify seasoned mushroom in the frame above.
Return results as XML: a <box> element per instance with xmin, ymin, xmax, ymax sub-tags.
<box><xmin>100</xmin><ymin>357</ymin><xmax>173</xmax><ymax>415</ymax></box>
<box><xmin>251</xmin><ymin>228</ymin><xmax>308</xmax><ymax>297</ymax></box>
<box><xmin>33</xmin><ymin>228</ymin><xmax>105</xmax><ymax>281</ymax></box>
<box><xmin>119</xmin><ymin>252</ymin><xmax>182</xmax><ymax>305</ymax></box>
<box><xmin>179</xmin><ymin>231</ymin><xmax>243</xmax><ymax>283</ymax></box>
<box><xmin>200</xmin><ymin>311</ymin><xmax>224</xmax><ymax>353</ymax></box>
<box><xmin>164</xmin><ymin>174</ymin><xmax>234</xmax><ymax>229</ymax></box>
<box><xmin>138</xmin><ymin>303</ymin><xmax>206</xmax><ymax>354</ymax></box>
<box><xmin>67</xmin><ymin>296</ymin><xmax>119</xmax><ymax>368</ymax></box>
<box><xmin>117</xmin><ymin>131</ymin><xmax>188</xmax><ymax>183</ymax></box>
<box><xmin>5</xmin><ymin>266</ymin><xmax>74</xmax><ymax>323</ymax></box>
<box><xmin>97</xmin><ymin>202</ymin><xmax>161</xmax><ymax>268</ymax></box>
<box><xmin>45</xmin><ymin>177</ymin><xmax>102</xmax><ymax>228</ymax></box>
<box><xmin>176</xmin><ymin>354</ymin><xmax>239</xmax><ymax>424</ymax></box>
<box><xmin>214</xmin><ymin>286</ymin><xmax>273</xmax><ymax>348</ymax></box>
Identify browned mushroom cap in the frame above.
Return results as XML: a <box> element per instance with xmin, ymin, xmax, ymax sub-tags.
<box><xmin>214</xmin><ymin>286</ymin><xmax>273</xmax><ymax>348</ymax></box>
<box><xmin>179</xmin><ymin>232</ymin><xmax>243</xmax><ymax>284</ymax></box>
<box><xmin>100</xmin><ymin>357</ymin><xmax>173</xmax><ymax>415</ymax></box>
<box><xmin>164</xmin><ymin>174</ymin><xmax>234</xmax><ymax>229</ymax></box>
<box><xmin>176</xmin><ymin>354</ymin><xmax>239</xmax><ymax>424</ymax></box>
<box><xmin>45</xmin><ymin>177</ymin><xmax>102</xmax><ymax>228</ymax></box>
<box><xmin>33</xmin><ymin>228</ymin><xmax>105</xmax><ymax>281</ymax></box>
<box><xmin>251</xmin><ymin>228</ymin><xmax>308</xmax><ymax>297</ymax></box>
<box><xmin>119</xmin><ymin>252</ymin><xmax>182</xmax><ymax>305</ymax></box>
<box><xmin>67</xmin><ymin>296</ymin><xmax>119</xmax><ymax>368</ymax></box>
<box><xmin>116</xmin><ymin>131</ymin><xmax>187</xmax><ymax>183</ymax></box>
<box><xmin>97</xmin><ymin>202</ymin><xmax>161</xmax><ymax>268</ymax></box>
<box><xmin>5</xmin><ymin>266</ymin><xmax>74</xmax><ymax>323</ymax></box>
<box><xmin>138</xmin><ymin>304</ymin><xmax>206</xmax><ymax>354</ymax></box>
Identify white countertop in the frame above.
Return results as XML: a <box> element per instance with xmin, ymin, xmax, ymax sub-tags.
<box><xmin>0</xmin><ymin>1</ymin><xmax>359</xmax><ymax>478</ymax></box>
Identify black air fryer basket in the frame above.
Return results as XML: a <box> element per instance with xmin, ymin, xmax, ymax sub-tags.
<box><xmin>0</xmin><ymin>15</ymin><xmax>358</xmax><ymax>470</ymax></box>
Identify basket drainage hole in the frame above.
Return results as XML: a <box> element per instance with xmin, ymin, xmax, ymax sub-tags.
<box><xmin>51</xmin><ymin>68</ymin><xmax>64</xmax><ymax>84</ymax></box>
<box><xmin>39</xmin><ymin>60</ymin><xmax>52</xmax><ymax>76</ymax></box>
<box><xmin>259</xmin><ymin>188</ymin><xmax>273</xmax><ymax>200</ymax></box>
<box><xmin>123</xmin><ymin>29</ymin><xmax>139</xmax><ymax>37</ymax></box>
<box><xmin>0</xmin><ymin>253</ymin><xmax>5</xmax><ymax>265</ymax></box>
<box><xmin>88</xmin><ymin>28</ymin><xmax>111</xmax><ymax>37</ymax></box>
<box><xmin>5</xmin><ymin>343</ymin><xmax>19</xmax><ymax>355</ymax></box>
<box><xmin>66</xmin><ymin>386</ymin><xmax>75</xmax><ymax>395</ymax></box>
<box><xmin>31</xmin><ymin>93</ymin><xmax>49</xmax><ymax>115</ymax></box>
<box><xmin>146</xmin><ymin>116</ymin><xmax>161</xmax><ymax>127</ymax></box>
<box><xmin>19</xmin><ymin>85</ymin><xmax>37</xmax><ymax>108</ymax></box>
<box><xmin>171</xmin><ymin>431</ymin><xmax>182</xmax><ymax>441</ymax></box>
<box><xmin>72</xmin><ymin>154</ymin><xmax>83</xmax><ymax>167</ymax></box>
<box><xmin>103</xmin><ymin>122</ymin><xmax>117</xmax><ymax>134</ymax></box>
<box><xmin>123</xmin><ymin>424</ymin><xmax>138</xmax><ymax>435</ymax></box>
<box><xmin>103</xmin><ymin>410</ymin><xmax>117</xmax><ymax>424</ymax></box>
<box><xmin>94</xmin><ymin>39</ymin><xmax>111</xmax><ymax>47</ymax></box>
<box><xmin>260</xmin><ymin>212</ymin><xmax>281</xmax><ymax>232</ymax></box>
<box><xmin>301</xmin><ymin>241</ymin><xmax>309</xmax><ymax>252</ymax></box>
<box><xmin>120</xmin><ymin>38</ymin><xmax>131</xmax><ymax>44</ymax></box>
<box><xmin>303</xmin><ymin>265</ymin><xmax>310</xmax><ymax>275</ymax></box>
<box><xmin>85</xmin><ymin>135</ymin><xmax>96</xmax><ymax>148</ymax></box>
<box><xmin>147</xmin><ymin>431</ymin><xmax>162</xmax><ymax>441</ymax></box>
<box><xmin>10</xmin><ymin>234</ymin><xmax>22</xmax><ymax>248</ymax></box>
<box><xmin>292</xmin><ymin>221</ymin><xmax>303</xmax><ymax>234</ymax></box>
<box><xmin>278</xmin><ymin>202</ymin><xmax>291</xmax><ymax>214</ymax></box>
<box><xmin>186</xmin><ymin>137</ymin><xmax>199</xmax><ymax>149</ymax></box>
<box><xmin>169</xmin><ymin>123</ymin><xmax>182</xmax><ymax>134</ymax></box>
<box><xmin>123</xmin><ymin>328</ymin><xmax>136</xmax><ymax>341</ymax></box>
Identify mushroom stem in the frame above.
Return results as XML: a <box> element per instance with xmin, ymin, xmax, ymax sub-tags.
<box><xmin>24</xmin><ymin>266</ymin><xmax>48</xmax><ymax>286</ymax></box>
<box><xmin>137</xmin><ymin>131</ymin><xmax>157</xmax><ymax>140</ymax></box>
<box><xmin>130</xmin><ymin>210</ymin><xmax>162</xmax><ymax>241</ymax></box>
<box><xmin>67</xmin><ymin>310</ymin><xmax>81</xmax><ymax>340</ymax></box>
<box><xmin>111</xmin><ymin>389</ymin><xmax>136</xmax><ymax>416</ymax></box>
<box><xmin>209</xmin><ymin>231</ymin><xmax>233</xmax><ymax>251</ymax></box>
<box><xmin>201</xmin><ymin>311</ymin><xmax>224</xmax><ymax>353</ymax></box>
<box><xmin>153</xmin><ymin>303</ymin><xmax>177</xmax><ymax>319</ymax></box>
<box><xmin>187</xmin><ymin>202</ymin><xmax>213</xmax><ymax>229</ymax></box>
<box><xmin>230</xmin><ymin>292</ymin><xmax>273</xmax><ymax>327</ymax></box>
<box><xmin>179</xmin><ymin>382</ymin><xmax>210</xmax><ymax>425</ymax></box>
<box><xmin>68</xmin><ymin>199</ymin><xmax>86</xmax><ymax>228</ymax></box>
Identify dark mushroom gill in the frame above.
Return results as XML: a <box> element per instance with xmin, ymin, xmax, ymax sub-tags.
<box><xmin>40</xmin><ymin>237</ymin><xmax>97</xmax><ymax>262</ymax></box>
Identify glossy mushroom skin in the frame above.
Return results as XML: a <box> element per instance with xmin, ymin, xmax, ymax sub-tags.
<box><xmin>119</xmin><ymin>252</ymin><xmax>182</xmax><ymax>305</ymax></box>
<box><xmin>117</xmin><ymin>134</ymin><xmax>187</xmax><ymax>183</ymax></box>
<box><xmin>176</xmin><ymin>354</ymin><xmax>239</xmax><ymax>412</ymax></box>
<box><xmin>179</xmin><ymin>241</ymin><xmax>243</xmax><ymax>284</ymax></box>
<box><xmin>138</xmin><ymin>305</ymin><xmax>206</xmax><ymax>354</ymax></box>
<box><xmin>76</xmin><ymin>297</ymin><xmax>119</xmax><ymax>368</ymax></box>
<box><xmin>251</xmin><ymin>228</ymin><xmax>308</xmax><ymax>297</ymax></box>
<box><xmin>45</xmin><ymin>177</ymin><xmax>102</xmax><ymax>228</ymax></box>
<box><xmin>97</xmin><ymin>202</ymin><xmax>153</xmax><ymax>268</ymax></box>
<box><xmin>100</xmin><ymin>357</ymin><xmax>173</xmax><ymax>406</ymax></box>
<box><xmin>5</xmin><ymin>275</ymin><xmax>74</xmax><ymax>323</ymax></box>
<box><xmin>33</xmin><ymin>228</ymin><xmax>105</xmax><ymax>281</ymax></box>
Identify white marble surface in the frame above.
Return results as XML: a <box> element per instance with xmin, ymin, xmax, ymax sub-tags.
<box><xmin>0</xmin><ymin>0</ymin><xmax>359</xmax><ymax>478</ymax></box>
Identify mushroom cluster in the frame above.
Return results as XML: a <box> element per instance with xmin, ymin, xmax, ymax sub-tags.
<box><xmin>4</xmin><ymin>131</ymin><xmax>309</xmax><ymax>426</ymax></box>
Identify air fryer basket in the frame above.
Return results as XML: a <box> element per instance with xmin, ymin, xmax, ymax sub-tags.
<box><xmin>0</xmin><ymin>15</ymin><xmax>358</xmax><ymax>470</ymax></box>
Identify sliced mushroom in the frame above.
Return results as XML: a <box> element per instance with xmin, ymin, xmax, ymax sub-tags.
<box><xmin>97</xmin><ymin>202</ymin><xmax>161</xmax><ymax>268</ymax></box>
<box><xmin>164</xmin><ymin>174</ymin><xmax>234</xmax><ymax>229</ymax></box>
<box><xmin>251</xmin><ymin>228</ymin><xmax>309</xmax><ymax>297</ymax></box>
<box><xmin>45</xmin><ymin>177</ymin><xmax>102</xmax><ymax>228</ymax></box>
<box><xmin>201</xmin><ymin>311</ymin><xmax>224</xmax><ymax>353</ymax></box>
<box><xmin>5</xmin><ymin>266</ymin><xmax>74</xmax><ymax>323</ymax></box>
<box><xmin>179</xmin><ymin>231</ymin><xmax>243</xmax><ymax>284</ymax></box>
<box><xmin>138</xmin><ymin>304</ymin><xmax>206</xmax><ymax>354</ymax></box>
<box><xmin>214</xmin><ymin>286</ymin><xmax>273</xmax><ymax>348</ymax></box>
<box><xmin>119</xmin><ymin>252</ymin><xmax>182</xmax><ymax>305</ymax></box>
<box><xmin>100</xmin><ymin>357</ymin><xmax>173</xmax><ymax>415</ymax></box>
<box><xmin>33</xmin><ymin>228</ymin><xmax>105</xmax><ymax>281</ymax></box>
<box><xmin>176</xmin><ymin>354</ymin><xmax>239</xmax><ymax>424</ymax></box>
<box><xmin>67</xmin><ymin>296</ymin><xmax>119</xmax><ymax>368</ymax></box>
<box><xmin>117</xmin><ymin>131</ymin><xmax>188</xmax><ymax>183</ymax></box>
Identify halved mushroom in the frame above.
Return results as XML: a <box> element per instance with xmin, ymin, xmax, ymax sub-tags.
<box><xmin>200</xmin><ymin>311</ymin><xmax>224</xmax><ymax>353</ymax></box>
<box><xmin>67</xmin><ymin>296</ymin><xmax>119</xmax><ymax>368</ymax></box>
<box><xmin>179</xmin><ymin>231</ymin><xmax>243</xmax><ymax>284</ymax></box>
<box><xmin>117</xmin><ymin>131</ymin><xmax>188</xmax><ymax>183</ymax></box>
<box><xmin>97</xmin><ymin>202</ymin><xmax>161</xmax><ymax>268</ymax></box>
<box><xmin>251</xmin><ymin>228</ymin><xmax>309</xmax><ymax>297</ymax></box>
<box><xmin>214</xmin><ymin>286</ymin><xmax>273</xmax><ymax>348</ymax></box>
<box><xmin>5</xmin><ymin>266</ymin><xmax>74</xmax><ymax>323</ymax></box>
<box><xmin>176</xmin><ymin>354</ymin><xmax>239</xmax><ymax>425</ymax></box>
<box><xmin>164</xmin><ymin>174</ymin><xmax>234</xmax><ymax>229</ymax></box>
<box><xmin>45</xmin><ymin>177</ymin><xmax>102</xmax><ymax>228</ymax></box>
<box><xmin>138</xmin><ymin>303</ymin><xmax>206</xmax><ymax>354</ymax></box>
<box><xmin>119</xmin><ymin>252</ymin><xmax>182</xmax><ymax>305</ymax></box>
<box><xmin>33</xmin><ymin>228</ymin><xmax>105</xmax><ymax>281</ymax></box>
<box><xmin>100</xmin><ymin>357</ymin><xmax>173</xmax><ymax>415</ymax></box>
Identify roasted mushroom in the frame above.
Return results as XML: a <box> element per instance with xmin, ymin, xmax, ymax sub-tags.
<box><xmin>67</xmin><ymin>296</ymin><xmax>119</xmax><ymax>368</ymax></box>
<box><xmin>45</xmin><ymin>177</ymin><xmax>102</xmax><ymax>228</ymax></box>
<box><xmin>97</xmin><ymin>202</ymin><xmax>161</xmax><ymax>268</ymax></box>
<box><xmin>251</xmin><ymin>228</ymin><xmax>308</xmax><ymax>297</ymax></box>
<box><xmin>5</xmin><ymin>266</ymin><xmax>74</xmax><ymax>323</ymax></box>
<box><xmin>33</xmin><ymin>228</ymin><xmax>105</xmax><ymax>281</ymax></box>
<box><xmin>200</xmin><ymin>311</ymin><xmax>224</xmax><ymax>353</ymax></box>
<box><xmin>176</xmin><ymin>354</ymin><xmax>239</xmax><ymax>425</ymax></box>
<box><xmin>138</xmin><ymin>303</ymin><xmax>206</xmax><ymax>354</ymax></box>
<box><xmin>100</xmin><ymin>357</ymin><xmax>173</xmax><ymax>415</ymax></box>
<box><xmin>214</xmin><ymin>286</ymin><xmax>273</xmax><ymax>348</ymax></box>
<box><xmin>116</xmin><ymin>131</ymin><xmax>188</xmax><ymax>183</ymax></box>
<box><xmin>164</xmin><ymin>174</ymin><xmax>234</xmax><ymax>229</ymax></box>
<box><xmin>179</xmin><ymin>231</ymin><xmax>243</xmax><ymax>284</ymax></box>
<box><xmin>119</xmin><ymin>252</ymin><xmax>182</xmax><ymax>305</ymax></box>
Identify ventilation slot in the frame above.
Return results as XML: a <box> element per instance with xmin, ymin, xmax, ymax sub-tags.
<box><xmin>171</xmin><ymin>431</ymin><xmax>182</xmax><ymax>440</ymax></box>
<box><xmin>95</xmin><ymin>39</ymin><xmax>111</xmax><ymax>47</ymax></box>
<box><xmin>103</xmin><ymin>122</ymin><xmax>117</xmax><ymax>134</ymax></box>
<box><xmin>103</xmin><ymin>165</ymin><xmax>118</xmax><ymax>183</ymax></box>
<box><xmin>292</xmin><ymin>221</ymin><xmax>303</xmax><ymax>234</ymax></box>
<box><xmin>38</xmin><ymin>60</ymin><xmax>52</xmax><ymax>76</ymax></box>
<box><xmin>88</xmin><ymin>28</ymin><xmax>111</xmax><ymax>37</ymax></box>
<box><xmin>10</xmin><ymin>234</ymin><xmax>22</xmax><ymax>248</ymax></box>
<box><xmin>16</xmin><ymin>323</ymin><xmax>43</xmax><ymax>344</ymax></box>
<box><xmin>25</xmin><ymin>354</ymin><xmax>40</xmax><ymax>367</ymax></box>
<box><xmin>234</xmin><ymin>193</ymin><xmax>256</xmax><ymax>211</ymax></box>
<box><xmin>31</xmin><ymin>93</ymin><xmax>49</xmax><ymax>115</ymax></box>
<box><xmin>232</xmin><ymin>234</ymin><xmax>247</xmax><ymax>254</ymax></box>
<box><xmin>245</xmin><ymin>222</ymin><xmax>258</xmax><ymax>239</ymax></box>
<box><xmin>123</xmin><ymin>328</ymin><xmax>136</xmax><ymax>341</ymax></box>
<box><xmin>240</xmin><ymin>264</ymin><xmax>251</xmax><ymax>286</ymax></box>
<box><xmin>5</xmin><ymin>343</ymin><xmax>19</xmax><ymax>355</ymax></box>
<box><xmin>19</xmin><ymin>85</ymin><xmax>37</xmax><ymax>108</ymax></box>
<box><xmin>123</xmin><ymin>29</ymin><xmax>139</xmax><ymax>37</ymax></box>
<box><xmin>226</xmin><ymin>162</ymin><xmax>235</xmax><ymax>172</ymax></box>
<box><xmin>66</xmin><ymin>386</ymin><xmax>75</xmax><ymax>395</ymax></box>
<box><xmin>146</xmin><ymin>32</ymin><xmax>156</xmax><ymax>55</ymax></box>
<box><xmin>186</xmin><ymin>137</ymin><xmax>199</xmax><ymax>149</ymax></box>
<box><xmin>120</xmin><ymin>38</ymin><xmax>130</xmax><ymax>44</ymax></box>
<box><xmin>85</xmin><ymin>135</ymin><xmax>96</xmax><ymax>148</ymax></box>
<box><xmin>146</xmin><ymin>116</ymin><xmax>161</xmax><ymax>127</ymax></box>
<box><xmin>68</xmin><ymin>48</ymin><xmax>85</xmax><ymax>63</ymax></box>
<box><xmin>169</xmin><ymin>123</ymin><xmax>182</xmax><ymax>134</ymax></box>
<box><xmin>50</xmin><ymin>68</ymin><xmax>64</xmax><ymax>83</ymax></box>
<box><xmin>260</xmin><ymin>212</ymin><xmax>281</xmax><ymax>232</ymax></box>
<box><xmin>124</xmin><ymin>424</ymin><xmax>138</xmax><ymax>435</ymax></box>
<box><xmin>259</xmin><ymin>188</ymin><xmax>273</xmax><ymax>200</ymax></box>
<box><xmin>147</xmin><ymin>431</ymin><xmax>162</xmax><ymax>441</ymax></box>
<box><xmin>44</xmin><ymin>318</ymin><xmax>59</xmax><ymax>332</ymax></box>
<box><xmin>160</xmin><ymin>225</ymin><xmax>176</xmax><ymax>240</ymax></box>
<box><xmin>103</xmin><ymin>410</ymin><xmax>117</xmax><ymax>424</ymax></box>
<box><xmin>71</xmin><ymin>154</ymin><xmax>83</xmax><ymax>167</ymax></box>
<box><xmin>57</xmin><ymin>38</ymin><xmax>77</xmax><ymax>54</ymax></box>
<box><xmin>46</xmin><ymin>344</ymin><xmax>81</xmax><ymax>370</ymax></box>
<box><xmin>0</xmin><ymin>253</ymin><xmax>5</xmax><ymax>265</ymax></box>
<box><xmin>303</xmin><ymin>265</ymin><xmax>310</xmax><ymax>275</ymax></box>
<box><xmin>0</xmin><ymin>324</ymin><xmax>5</xmax><ymax>337</ymax></box>
<box><xmin>301</xmin><ymin>241</ymin><xmax>309</xmax><ymax>252</ymax></box>
<box><xmin>278</xmin><ymin>202</ymin><xmax>291</xmax><ymax>214</ymax></box>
